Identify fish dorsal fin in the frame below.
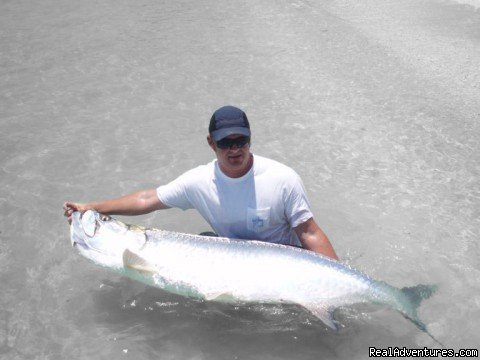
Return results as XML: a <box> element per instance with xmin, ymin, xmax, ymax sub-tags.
<box><xmin>303</xmin><ymin>303</ymin><xmax>338</xmax><ymax>331</ymax></box>
<box><xmin>123</xmin><ymin>249</ymin><xmax>156</xmax><ymax>273</ymax></box>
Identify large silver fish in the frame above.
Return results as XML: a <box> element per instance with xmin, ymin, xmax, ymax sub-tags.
<box><xmin>70</xmin><ymin>210</ymin><xmax>438</xmax><ymax>341</ymax></box>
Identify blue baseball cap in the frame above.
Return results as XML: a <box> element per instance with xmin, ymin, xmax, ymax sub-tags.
<box><xmin>209</xmin><ymin>106</ymin><xmax>251</xmax><ymax>141</ymax></box>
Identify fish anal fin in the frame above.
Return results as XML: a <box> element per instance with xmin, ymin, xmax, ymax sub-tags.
<box><xmin>303</xmin><ymin>303</ymin><xmax>338</xmax><ymax>331</ymax></box>
<box><xmin>123</xmin><ymin>249</ymin><xmax>156</xmax><ymax>273</ymax></box>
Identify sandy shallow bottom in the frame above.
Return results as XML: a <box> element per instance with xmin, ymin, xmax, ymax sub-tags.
<box><xmin>1</xmin><ymin>0</ymin><xmax>479</xmax><ymax>358</ymax></box>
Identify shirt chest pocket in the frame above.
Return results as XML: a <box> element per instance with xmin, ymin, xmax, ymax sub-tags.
<box><xmin>247</xmin><ymin>207</ymin><xmax>271</xmax><ymax>232</ymax></box>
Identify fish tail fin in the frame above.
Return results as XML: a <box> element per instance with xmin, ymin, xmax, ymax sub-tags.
<box><xmin>401</xmin><ymin>284</ymin><xmax>437</xmax><ymax>310</ymax></box>
<box><xmin>398</xmin><ymin>284</ymin><xmax>443</xmax><ymax>346</ymax></box>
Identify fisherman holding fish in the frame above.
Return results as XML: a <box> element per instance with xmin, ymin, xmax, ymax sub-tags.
<box><xmin>64</xmin><ymin>106</ymin><xmax>338</xmax><ymax>260</ymax></box>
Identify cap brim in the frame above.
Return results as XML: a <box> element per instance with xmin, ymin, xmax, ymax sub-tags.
<box><xmin>211</xmin><ymin>127</ymin><xmax>251</xmax><ymax>141</ymax></box>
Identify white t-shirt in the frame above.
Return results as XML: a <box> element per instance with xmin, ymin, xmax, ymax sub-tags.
<box><xmin>156</xmin><ymin>155</ymin><xmax>313</xmax><ymax>246</ymax></box>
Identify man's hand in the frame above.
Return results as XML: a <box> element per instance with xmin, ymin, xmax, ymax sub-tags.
<box><xmin>63</xmin><ymin>202</ymin><xmax>90</xmax><ymax>224</ymax></box>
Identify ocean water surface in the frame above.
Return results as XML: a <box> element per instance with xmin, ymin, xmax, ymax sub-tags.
<box><xmin>449</xmin><ymin>0</ymin><xmax>480</xmax><ymax>8</ymax></box>
<box><xmin>1</xmin><ymin>0</ymin><xmax>479</xmax><ymax>359</ymax></box>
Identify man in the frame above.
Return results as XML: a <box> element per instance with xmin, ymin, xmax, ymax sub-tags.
<box><xmin>64</xmin><ymin>106</ymin><xmax>338</xmax><ymax>260</ymax></box>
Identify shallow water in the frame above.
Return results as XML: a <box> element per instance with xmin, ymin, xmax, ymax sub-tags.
<box><xmin>1</xmin><ymin>0</ymin><xmax>479</xmax><ymax>358</ymax></box>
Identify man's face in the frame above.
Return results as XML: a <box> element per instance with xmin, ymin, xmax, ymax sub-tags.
<box><xmin>208</xmin><ymin>134</ymin><xmax>252</xmax><ymax>177</ymax></box>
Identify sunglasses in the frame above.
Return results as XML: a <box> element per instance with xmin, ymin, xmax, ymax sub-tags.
<box><xmin>215</xmin><ymin>136</ymin><xmax>250</xmax><ymax>149</ymax></box>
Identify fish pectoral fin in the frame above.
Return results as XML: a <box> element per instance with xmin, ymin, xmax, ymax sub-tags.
<box><xmin>203</xmin><ymin>291</ymin><xmax>233</xmax><ymax>301</ymax></box>
<box><xmin>123</xmin><ymin>249</ymin><xmax>156</xmax><ymax>273</ymax></box>
<box><xmin>303</xmin><ymin>303</ymin><xmax>338</xmax><ymax>331</ymax></box>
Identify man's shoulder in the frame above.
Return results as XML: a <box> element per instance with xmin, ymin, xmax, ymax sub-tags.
<box><xmin>254</xmin><ymin>154</ymin><xmax>289</xmax><ymax>169</ymax></box>
<box><xmin>176</xmin><ymin>160</ymin><xmax>216</xmax><ymax>183</ymax></box>
<box><xmin>254</xmin><ymin>155</ymin><xmax>299</xmax><ymax>179</ymax></box>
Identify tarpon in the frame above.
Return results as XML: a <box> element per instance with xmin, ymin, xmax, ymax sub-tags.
<box><xmin>70</xmin><ymin>210</ymin><xmax>439</xmax><ymax>342</ymax></box>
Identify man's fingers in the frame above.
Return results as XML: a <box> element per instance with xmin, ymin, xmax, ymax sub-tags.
<box><xmin>63</xmin><ymin>202</ymin><xmax>89</xmax><ymax>221</ymax></box>
<box><xmin>63</xmin><ymin>202</ymin><xmax>77</xmax><ymax>220</ymax></box>
<box><xmin>63</xmin><ymin>202</ymin><xmax>73</xmax><ymax>211</ymax></box>
<box><xmin>63</xmin><ymin>202</ymin><xmax>79</xmax><ymax>212</ymax></box>
<box><xmin>63</xmin><ymin>207</ymin><xmax>74</xmax><ymax>215</ymax></box>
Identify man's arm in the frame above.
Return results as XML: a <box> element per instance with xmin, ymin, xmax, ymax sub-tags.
<box><xmin>294</xmin><ymin>218</ymin><xmax>339</xmax><ymax>260</ymax></box>
<box><xmin>63</xmin><ymin>189</ymin><xmax>169</xmax><ymax>223</ymax></box>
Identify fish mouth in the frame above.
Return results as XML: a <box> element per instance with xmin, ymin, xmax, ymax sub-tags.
<box><xmin>70</xmin><ymin>210</ymin><xmax>109</xmax><ymax>253</ymax></box>
<box><xmin>70</xmin><ymin>210</ymin><xmax>103</xmax><ymax>250</ymax></box>
<box><xmin>70</xmin><ymin>210</ymin><xmax>147</xmax><ymax>255</ymax></box>
<box><xmin>70</xmin><ymin>211</ymin><xmax>88</xmax><ymax>249</ymax></box>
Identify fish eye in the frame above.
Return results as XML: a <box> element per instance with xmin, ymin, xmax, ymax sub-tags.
<box><xmin>101</xmin><ymin>215</ymin><xmax>111</xmax><ymax>221</ymax></box>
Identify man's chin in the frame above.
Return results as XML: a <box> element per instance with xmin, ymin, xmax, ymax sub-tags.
<box><xmin>227</xmin><ymin>154</ymin><xmax>244</xmax><ymax>163</ymax></box>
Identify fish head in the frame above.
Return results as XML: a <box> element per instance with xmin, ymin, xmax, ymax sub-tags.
<box><xmin>70</xmin><ymin>210</ymin><xmax>146</xmax><ymax>269</ymax></box>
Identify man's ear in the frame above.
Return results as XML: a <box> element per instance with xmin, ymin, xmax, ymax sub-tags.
<box><xmin>207</xmin><ymin>135</ymin><xmax>216</xmax><ymax>150</ymax></box>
